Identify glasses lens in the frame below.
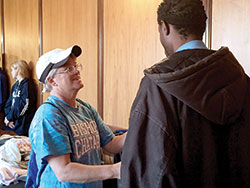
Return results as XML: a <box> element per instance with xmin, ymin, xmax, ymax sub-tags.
<box><xmin>56</xmin><ymin>64</ymin><xmax>82</xmax><ymax>74</ymax></box>
<box><xmin>68</xmin><ymin>64</ymin><xmax>82</xmax><ymax>73</ymax></box>
<box><xmin>77</xmin><ymin>64</ymin><xmax>82</xmax><ymax>71</ymax></box>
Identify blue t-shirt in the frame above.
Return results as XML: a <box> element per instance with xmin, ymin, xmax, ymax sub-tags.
<box><xmin>26</xmin><ymin>95</ymin><xmax>114</xmax><ymax>188</ymax></box>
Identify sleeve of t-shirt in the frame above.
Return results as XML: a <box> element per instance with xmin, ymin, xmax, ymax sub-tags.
<box><xmin>29</xmin><ymin>104</ymin><xmax>72</xmax><ymax>163</ymax></box>
<box><xmin>84</xmin><ymin>102</ymin><xmax>115</xmax><ymax>148</ymax></box>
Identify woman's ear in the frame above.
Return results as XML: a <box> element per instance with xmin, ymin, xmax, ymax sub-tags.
<box><xmin>16</xmin><ymin>68</ymin><xmax>21</xmax><ymax>75</ymax></box>
<box><xmin>16</xmin><ymin>68</ymin><xmax>23</xmax><ymax>80</ymax></box>
<box><xmin>47</xmin><ymin>77</ymin><xmax>57</xmax><ymax>86</ymax></box>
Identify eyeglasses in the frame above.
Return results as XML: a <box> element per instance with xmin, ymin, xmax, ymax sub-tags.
<box><xmin>56</xmin><ymin>64</ymin><xmax>83</xmax><ymax>74</ymax></box>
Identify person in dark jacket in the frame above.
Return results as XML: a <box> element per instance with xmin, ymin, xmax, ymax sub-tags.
<box><xmin>0</xmin><ymin>67</ymin><xmax>9</xmax><ymax>130</ymax></box>
<box><xmin>4</xmin><ymin>60</ymin><xmax>37</xmax><ymax>136</ymax></box>
<box><xmin>121</xmin><ymin>0</ymin><xmax>250</xmax><ymax>187</ymax></box>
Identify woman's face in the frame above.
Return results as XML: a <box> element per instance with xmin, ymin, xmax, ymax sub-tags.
<box><xmin>52</xmin><ymin>57</ymin><xmax>84</xmax><ymax>94</ymax></box>
<box><xmin>11</xmin><ymin>66</ymin><xmax>19</xmax><ymax>80</ymax></box>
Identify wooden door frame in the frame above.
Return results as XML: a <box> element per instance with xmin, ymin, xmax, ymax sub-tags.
<box><xmin>203</xmin><ymin>0</ymin><xmax>212</xmax><ymax>49</ymax></box>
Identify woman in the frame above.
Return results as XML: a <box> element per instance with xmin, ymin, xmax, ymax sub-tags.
<box><xmin>26</xmin><ymin>45</ymin><xmax>126</xmax><ymax>187</ymax></box>
<box><xmin>4</xmin><ymin>60</ymin><xmax>37</xmax><ymax>136</ymax></box>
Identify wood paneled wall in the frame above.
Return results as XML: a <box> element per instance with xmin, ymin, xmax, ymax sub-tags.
<box><xmin>42</xmin><ymin>0</ymin><xmax>98</xmax><ymax>107</ymax></box>
<box><xmin>0</xmin><ymin>0</ymin><xmax>213</xmax><ymax>129</ymax></box>
<box><xmin>4</xmin><ymin>0</ymin><xmax>39</xmax><ymax>88</ymax></box>
<box><xmin>1</xmin><ymin>0</ymin><xmax>249</xmax><ymax>129</ymax></box>
<box><xmin>102</xmin><ymin>0</ymin><xmax>210</xmax><ymax>128</ymax></box>
<box><xmin>212</xmin><ymin>0</ymin><xmax>250</xmax><ymax>76</ymax></box>
<box><xmin>103</xmin><ymin>0</ymin><xmax>165</xmax><ymax>128</ymax></box>
<box><xmin>1</xmin><ymin>0</ymin><xmax>98</xmax><ymax>108</ymax></box>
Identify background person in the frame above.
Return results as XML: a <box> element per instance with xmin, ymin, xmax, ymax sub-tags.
<box><xmin>26</xmin><ymin>45</ymin><xmax>126</xmax><ymax>188</ymax></box>
<box><xmin>0</xmin><ymin>67</ymin><xmax>8</xmax><ymax>130</ymax></box>
<box><xmin>4</xmin><ymin>60</ymin><xmax>37</xmax><ymax>136</ymax></box>
<box><xmin>121</xmin><ymin>0</ymin><xmax>250</xmax><ymax>187</ymax></box>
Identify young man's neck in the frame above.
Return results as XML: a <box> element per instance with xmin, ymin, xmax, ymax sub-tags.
<box><xmin>174</xmin><ymin>35</ymin><xmax>202</xmax><ymax>53</ymax></box>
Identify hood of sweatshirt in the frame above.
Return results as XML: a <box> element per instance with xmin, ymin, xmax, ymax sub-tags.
<box><xmin>144</xmin><ymin>47</ymin><xmax>248</xmax><ymax>125</ymax></box>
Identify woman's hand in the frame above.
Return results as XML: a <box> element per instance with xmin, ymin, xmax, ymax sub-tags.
<box><xmin>4</xmin><ymin>117</ymin><xmax>15</xmax><ymax>129</ymax></box>
<box><xmin>8</xmin><ymin>121</ymin><xmax>15</xmax><ymax>129</ymax></box>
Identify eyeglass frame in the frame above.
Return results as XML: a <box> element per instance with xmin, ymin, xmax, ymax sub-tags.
<box><xmin>55</xmin><ymin>63</ymin><xmax>83</xmax><ymax>75</ymax></box>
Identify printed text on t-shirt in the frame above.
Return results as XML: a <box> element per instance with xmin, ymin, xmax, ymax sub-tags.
<box><xmin>70</xmin><ymin>120</ymin><xmax>100</xmax><ymax>159</ymax></box>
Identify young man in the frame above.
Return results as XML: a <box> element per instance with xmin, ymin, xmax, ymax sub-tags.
<box><xmin>26</xmin><ymin>45</ymin><xmax>126</xmax><ymax>188</ymax></box>
<box><xmin>121</xmin><ymin>0</ymin><xmax>250</xmax><ymax>187</ymax></box>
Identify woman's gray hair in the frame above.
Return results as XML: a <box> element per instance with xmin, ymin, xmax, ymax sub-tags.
<box><xmin>42</xmin><ymin>68</ymin><xmax>58</xmax><ymax>93</ymax></box>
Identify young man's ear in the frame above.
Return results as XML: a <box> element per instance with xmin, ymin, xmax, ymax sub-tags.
<box><xmin>161</xmin><ymin>21</ymin><xmax>170</xmax><ymax>36</ymax></box>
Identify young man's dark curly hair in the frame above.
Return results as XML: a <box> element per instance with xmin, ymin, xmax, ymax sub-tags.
<box><xmin>157</xmin><ymin>0</ymin><xmax>207</xmax><ymax>40</ymax></box>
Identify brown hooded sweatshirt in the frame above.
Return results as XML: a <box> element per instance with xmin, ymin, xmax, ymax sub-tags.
<box><xmin>121</xmin><ymin>47</ymin><xmax>250</xmax><ymax>188</ymax></box>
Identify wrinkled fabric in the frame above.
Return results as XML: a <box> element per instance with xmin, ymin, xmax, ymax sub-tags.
<box><xmin>121</xmin><ymin>47</ymin><xmax>250</xmax><ymax>188</ymax></box>
<box><xmin>0</xmin><ymin>138</ymin><xmax>22</xmax><ymax>162</ymax></box>
<box><xmin>0</xmin><ymin>136</ymin><xmax>29</xmax><ymax>186</ymax></box>
<box><xmin>0</xmin><ymin>160</ymin><xmax>27</xmax><ymax>186</ymax></box>
<box><xmin>0</xmin><ymin>136</ymin><xmax>30</xmax><ymax>162</ymax></box>
<box><xmin>0</xmin><ymin>162</ymin><xmax>19</xmax><ymax>186</ymax></box>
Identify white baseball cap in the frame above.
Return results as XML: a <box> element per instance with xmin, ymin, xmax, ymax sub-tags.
<box><xmin>36</xmin><ymin>45</ymin><xmax>82</xmax><ymax>83</ymax></box>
